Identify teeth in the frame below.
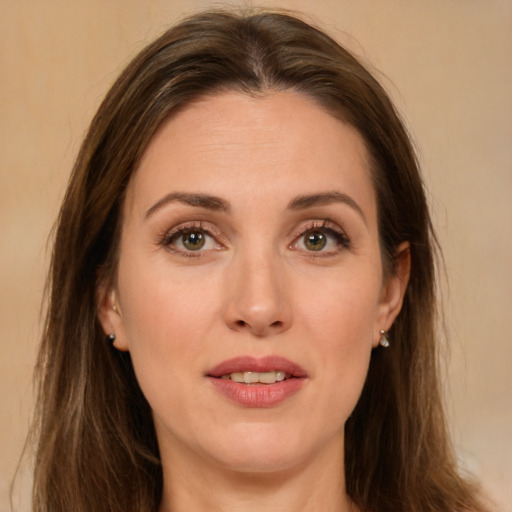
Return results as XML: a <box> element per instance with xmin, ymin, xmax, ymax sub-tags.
<box><xmin>275</xmin><ymin>371</ymin><xmax>286</xmax><ymax>382</ymax></box>
<box><xmin>224</xmin><ymin>371</ymin><xmax>288</xmax><ymax>384</ymax></box>
<box><xmin>256</xmin><ymin>371</ymin><xmax>275</xmax><ymax>384</ymax></box>
<box><xmin>244</xmin><ymin>371</ymin><xmax>261</xmax><ymax>384</ymax></box>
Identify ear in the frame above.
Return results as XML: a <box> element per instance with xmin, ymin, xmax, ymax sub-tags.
<box><xmin>96</xmin><ymin>283</ymin><xmax>129</xmax><ymax>352</ymax></box>
<box><xmin>373</xmin><ymin>242</ymin><xmax>411</xmax><ymax>347</ymax></box>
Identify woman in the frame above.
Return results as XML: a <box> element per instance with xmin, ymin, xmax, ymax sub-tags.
<box><xmin>31</xmin><ymin>9</ymin><xmax>491</xmax><ymax>512</ymax></box>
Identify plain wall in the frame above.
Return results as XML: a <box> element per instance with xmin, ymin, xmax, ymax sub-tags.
<box><xmin>1</xmin><ymin>1</ymin><xmax>511</xmax><ymax>510</ymax></box>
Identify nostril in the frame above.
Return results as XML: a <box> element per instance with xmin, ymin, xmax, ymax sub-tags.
<box><xmin>236</xmin><ymin>320</ymin><xmax>246</xmax><ymax>327</ymax></box>
<box><xmin>271</xmin><ymin>321</ymin><xmax>283</xmax><ymax>328</ymax></box>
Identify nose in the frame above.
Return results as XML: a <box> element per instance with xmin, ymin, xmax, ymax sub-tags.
<box><xmin>224</xmin><ymin>248</ymin><xmax>293</xmax><ymax>337</ymax></box>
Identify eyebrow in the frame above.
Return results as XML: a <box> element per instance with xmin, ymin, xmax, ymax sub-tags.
<box><xmin>145</xmin><ymin>190</ymin><xmax>366</xmax><ymax>224</ymax></box>
<box><xmin>288</xmin><ymin>191</ymin><xmax>367</xmax><ymax>225</ymax></box>
<box><xmin>145</xmin><ymin>192</ymin><xmax>230</xmax><ymax>218</ymax></box>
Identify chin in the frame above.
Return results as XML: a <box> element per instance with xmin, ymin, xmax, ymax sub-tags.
<box><xmin>200</xmin><ymin>423</ymin><xmax>329</xmax><ymax>475</ymax></box>
<box><xmin>214</xmin><ymin>448</ymin><xmax>305</xmax><ymax>475</ymax></box>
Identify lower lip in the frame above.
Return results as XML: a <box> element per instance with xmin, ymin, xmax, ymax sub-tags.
<box><xmin>208</xmin><ymin>377</ymin><xmax>305</xmax><ymax>407</ymax></box>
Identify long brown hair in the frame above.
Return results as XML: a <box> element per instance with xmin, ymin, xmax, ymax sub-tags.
<box><xmin>30</xmin><ymin>9</ymin><xmax>489</xmax><ymax>512</ymax></box>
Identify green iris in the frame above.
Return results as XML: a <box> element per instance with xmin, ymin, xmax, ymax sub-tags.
<box><xmin>304</xmin><ymin>231</ymin><xmax>327</xmax><ymax>251</ymax></box>
<box><xmin>182</xmin><ymin>231</ymin><xmax>205</xmax><ymax>250</ymax></box>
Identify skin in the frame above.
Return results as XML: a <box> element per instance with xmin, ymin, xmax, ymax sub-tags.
<box><xmin>99</xmin><ymin>91</ymin><xmax>410</xmax><ymax>512</ymax></box>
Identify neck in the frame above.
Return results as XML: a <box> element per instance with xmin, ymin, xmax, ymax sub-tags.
<box><xmin>158</xmin><ymin>438</ymin><xmax>357</xmax><ymax>512</ymax></box>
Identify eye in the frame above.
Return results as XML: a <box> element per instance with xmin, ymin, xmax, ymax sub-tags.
<box><xmin>292</xmin><ymin>223</ymin><xmax>350</xmax><ymax>254</ymax></box>
<box><xmin>161</xmin><ymin>223</ymin><xmax>221</xmax><ymax>255</ymax></box>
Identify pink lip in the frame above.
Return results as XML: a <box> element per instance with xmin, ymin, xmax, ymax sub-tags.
<box><xmin>207</xmin><ymin>356</ymin><xmax>308</xmax><ymax>408</ymax></box>
<box><xmin>208</xmin><ymin>356</ymin><xmax>308</xmax><ymax>378</ymax></box>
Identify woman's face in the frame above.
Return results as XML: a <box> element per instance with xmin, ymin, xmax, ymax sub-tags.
<box><xmin>100</xmin><ymin>91</ymin><xmax>408</xmax><ymax>475</ymax></box>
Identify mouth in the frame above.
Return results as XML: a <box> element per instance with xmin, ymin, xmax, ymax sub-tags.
<box><xmin>207</xmin><ymin>355</ymin><xmax>307</xmax><ymax>382</ymax></box>
<box><xmin>219</xmin><ymin>370</ymin><xmax>291</xmax><ymax>384</ymax></box>
<box><xmin>207</xmin><ymin>356</ymin><xmax>307</xmax><ymax>407</ymax></box>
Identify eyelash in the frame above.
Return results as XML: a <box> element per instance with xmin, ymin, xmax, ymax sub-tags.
<box><xmin>158</xmin><ymin>219</ymin><xmax>351</xmax><ymax>257</ymax></box>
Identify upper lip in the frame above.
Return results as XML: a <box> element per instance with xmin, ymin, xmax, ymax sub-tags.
<box><xmin>207</xmin><ymin>356</ymin><xmax>308</xmax><ymax>378</ymax></box>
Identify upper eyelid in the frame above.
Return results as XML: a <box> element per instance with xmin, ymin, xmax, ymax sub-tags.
<box><xmin>164</xmin><ymin>221</ymin><xmax>222</xmax><ymax>239</ymax></box>
<box><xmin>290</xmin><ymin>219</ymin><xmax>347</xmax><ymax>238</ymax></box>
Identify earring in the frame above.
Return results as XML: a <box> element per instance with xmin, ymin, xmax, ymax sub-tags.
<box><xmin>108</xmin><ymin>333</ymin><xmax>116</xmax><ymax>342</ymax></box>
<box><xmin>379</xmin><ymin>329</ymin><xmax>390</xmax><ymax>348</ymax></box>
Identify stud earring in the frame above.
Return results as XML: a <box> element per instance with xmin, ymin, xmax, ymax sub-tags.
<box><xmin>379</xmin><ymin>329</ymin><xmax>390</xmax><ymax>348</ymax></box>
<box><xmin>108</xmin><ymin>333</ymin><xmax>116</xmax><ymax>342</ymax></box>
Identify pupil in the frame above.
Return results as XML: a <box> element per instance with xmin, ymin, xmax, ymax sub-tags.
<box><xmin>305</xmin><ymin>231</ymin><xmax>326</xmax><ymax>251</ymax></box>
<box><xmin>183</xmin><ymin>231</ymin><xmax>205</xmax><ymax>250</ymax></box>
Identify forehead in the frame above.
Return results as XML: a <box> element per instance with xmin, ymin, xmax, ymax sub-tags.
<box><xmin>125</xmin><ymin>90</ymin><xmax>376</xmax><ymax>221</ymax></box>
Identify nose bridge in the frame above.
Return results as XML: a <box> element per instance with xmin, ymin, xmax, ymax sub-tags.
<box><xmin>225</xmin><ymin>239</ymin><xmax>291</xmax><ymax>336</ymax></box>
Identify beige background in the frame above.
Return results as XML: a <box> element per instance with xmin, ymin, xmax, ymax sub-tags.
<box><xmin>1</xmin><ymin>1</ymin><xmax>511</xmax><ymax>510</ymax></box>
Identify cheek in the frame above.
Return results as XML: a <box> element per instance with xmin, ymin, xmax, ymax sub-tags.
<box><xmin>115</xmin><ymin>276</ymin><xmax>216</xmax><ymax>437</ymax></box>
<box><xmin>115</xmin><ymin>254</ymin><xmax>222</xmax><ymax>391</ymax></box>
<box><xmin>297</xmin><ymin>263</ymin><xmax>381</xmax><ymax>347</ymax></box>
<box><xmin>295</xmin><ymin>266</ymin><xmax>381</xmax><ymax>409</ymax></box>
